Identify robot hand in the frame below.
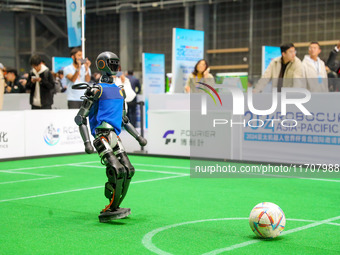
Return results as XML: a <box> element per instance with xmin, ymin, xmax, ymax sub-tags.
<box><xmin>85</xmin><ymin>141</ymin><xmax>94</xmax><ymax>154</ymax></box>
<box><xmin>137</xmin><ymin>136</ymin><xmax>147</xmax><ymax>147</ymax></box>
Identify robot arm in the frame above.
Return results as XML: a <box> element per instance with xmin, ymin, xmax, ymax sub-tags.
<box><xmin>74</xmin><ymin>83</ymin><xmax>102</xmax><ymax>154</ymax></box>
<box><xmin>122</xmin><ymin>116</ymin><xmax>147</xmax><ymax>146</ymax></box>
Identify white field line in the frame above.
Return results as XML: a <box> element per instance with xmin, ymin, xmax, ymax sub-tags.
<box><xmin>0</xmin><ymin>170</ymin><xmax>59</xmax><ymax>177</ymax></box>
<box><xmin>0</xmin><ymin>161</ymin><xmax>338</xmax><ymax>183</ymax></box>
<box><xmin>141</xmin><ymin>217</ymin><xmax>340</xmax><ymax>255</ymax></box>
<box><xmin>0</xmin><ymin>174</ymin><xmax>188</xmax><ymax>203</ymax></box>
<box><xmin>0</xmin><ymin>176</ymin><xmax>60</xmax><ymax>185</ymax></box>
<box><xmin>202</xmin><ymin>215</ymin><xmax>340</xmax><ymax>254</ymax></box>
<box><xmin>69</xmin><ymin>164</ymin><xmax>188</xmax><ymax>176</ymax></box>
<box><xmin>0</xmin><ymin>161</ymin><xmax>98</xmax><ymax>172</ymax></box>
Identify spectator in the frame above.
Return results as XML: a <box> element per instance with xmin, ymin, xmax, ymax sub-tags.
<box><xmin>19</xmin><ymin>73</ymin><xmax>29</xmax><ymax>91</ymax></box>
<box><xmin>114</xmin><ymin>72</ymin><xmax>136</xmax><ymax>124</ymax></box>
<box><xmin>302</xmin><ymin>42</ymin><xmax>328</xmax><ymax>92</ymax></box>
<box><xmin>25</xmin><ymin>54</ymin><xmax>55</xmax><ymax>109</ymax></box>
<box><xmin>64</xmin><ymin>47</ymin><xmax>91</xmax><ymax>109</ymax></box>
<box><xmin>184</xmin><ymin>59</ymin><xmax>214</xmax><ymax>93</ymax></box>
<box><xmin>126</xmin><ymin>70</ymin><xmax>141</xmax><ymax>127</ymax></box>
<box><xmin>0</xmin><ymin>63</ymin><xmax>5</xmax><ymax>110</ymax></box>
<box><xmin>253</xmin><ymin>43</ymin><xmax>304</xmax><ymax>93</ymax></box>
<box><xmin>4</xmin><ymin>68</ymin><xmax>25</xmax><ymax>93</ymax></box>
<box><xmin>326</xmin><ymin>40</ymin><xmax>340</xmax><ymax>74</ymax></box>
<box><xmin>325</xmin><ymin>66</ymin><xmax>339</xmax><ymax>92</ymax></box>
<box><xmin>55</xmin><ymin>70</ymin><xmax>67</xmax><ymax>93</ymax></box>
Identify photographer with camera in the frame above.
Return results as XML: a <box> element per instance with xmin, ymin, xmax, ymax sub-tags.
<box><xmin>64</xmin><ymin>47</ymin><xmax>91</xmax><ymax>109</ymax></box>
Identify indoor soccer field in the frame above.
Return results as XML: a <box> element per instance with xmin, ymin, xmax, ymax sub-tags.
<box><xmin>0</xmin><ymin>154</ymin><xmax>339</xmax><ymax>255</ymax></box>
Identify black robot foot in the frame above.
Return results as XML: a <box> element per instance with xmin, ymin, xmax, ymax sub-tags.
<box><xmin>98</xmin><ymin>207</ymin><xmax>131</xmax><ymax>223</ymax></box>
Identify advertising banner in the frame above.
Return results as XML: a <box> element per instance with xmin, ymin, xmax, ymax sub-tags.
<box><xmin>148</xmin><ymin>108</ymin><xmax>234</xmax><ymax>159</ymax></box>
<box><xmin>24</xmin><ymin>110</ymin><xmax>84</xmax><ymax>157</ymax></box>
<box><xmin>142</xmin><ymin>53</ymin><xmax>165</xmax><ymax>95</ymax></box>
<box><xmin>52</xmin><ymin>57</ymin><xmax>73</xmax><ymax>73</ymax></box>
<box><xmin>171</xmin><ymin>28</ymin><xmax>204</xmax><ymax>93</ymax></box>
<box><xmin>262</xmin><ymin>46</ymin><xmax>281</xmax><ymax>74</ymax></box>
<box><xmin>242</xmin><ymin>92</ymin><xmax>340</xmax><ymax>165</ymax></box>
<box><xmin>0</xmin><ymin>111</ymin><xmax>25</xmax><ymax>159</ymax></box>
<box><xmin>66</xmin><ymin>0</ymin><xmax>82</xmax><ymax>47</ymax></box>
<box><xmin>142</xmin><ymin>53</ymin><xmax>165</xmax><ymax>128</ymax></box>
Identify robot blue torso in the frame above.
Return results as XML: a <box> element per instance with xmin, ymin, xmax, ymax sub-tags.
<box><xmin>89</xmin><ymin>82</ymin><xmax>124</xmax><ymax>137</ymax></box>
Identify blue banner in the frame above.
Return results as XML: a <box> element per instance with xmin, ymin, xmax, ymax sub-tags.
<box><xmin>66</xmin><ymin>0</ymin><xmax>82</xmax><ymax>47</ymax></box>
<box><xmin>143</xmin><ymin>53</ymin><xmax>165</xmax><ymax>128</ymax></box>
<box><xmin>171</xmin><ymin>28</ymin><xmax>204</xmax><ymax>93</ymax></box>
<box><xmin>261</xmin><ymin>46</ymin><xmax>281</xmax><ymax>74</ymax></box>
<box><xmin>52</xmin><ymin>57</ymin><xmax>73</xmax><ymax>73</ymax></box>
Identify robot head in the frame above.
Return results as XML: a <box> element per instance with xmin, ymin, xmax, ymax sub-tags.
<box><xmin>96</xmin><ymin>52</ymin><xmax>120</xmax><ymax>76</ymax></box>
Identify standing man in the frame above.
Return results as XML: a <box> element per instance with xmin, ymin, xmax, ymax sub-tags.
<box><xmin>126</xmin><ymin>70</ymin><xmax>141</xmax><ymax>127</ymax></box>
<box><xmin>64</xmin><ymin>47</ymin><xmax>91</xmax><ymax>109</ymax></box>
<box><xmin>302</xmin><ymin>42</ymin><xmax>328</xmax><ymax>92</ymax></box>
<box><xmin>25</xmin><ymin>55</ymin><xmax>55</xmax><ymax>109</ymax></box>
<box><xmin>326</xmin><ymin>40</ymin><xmax>340</xmax><ymax>75</ymax></box>
<box><xmin>253</xmin><ymin>43</ymin><xmax>304</xmax><ymax>93</ymax></box>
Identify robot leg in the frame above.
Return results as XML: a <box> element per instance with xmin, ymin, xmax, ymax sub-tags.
<box><xmin>93</xmin><ymin>133</ymin><xmax>131</xmax><ymax>222</ymax></box>
<box><xmin>114</xmin><ymin>138</ymin><xmax>135</xmax><ymax>207</ymax></box>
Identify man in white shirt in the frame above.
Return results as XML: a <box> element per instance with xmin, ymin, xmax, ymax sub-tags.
<box><xmin>64</xmin><ymin>47</ymin><xmax>91</xmax><ymax>109</ymax></box>
<box><xmin>302</xmin><ymin>41</ymin><xmax>328</xmax><ymax>92</ymax></box>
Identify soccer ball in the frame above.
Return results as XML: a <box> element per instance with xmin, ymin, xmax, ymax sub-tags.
<box><xmin>249</xmin><ymin>202</ymin><xmax>286</xmax><ymax>239</ymax></box>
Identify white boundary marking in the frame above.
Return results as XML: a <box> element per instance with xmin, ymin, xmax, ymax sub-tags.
<box><xmin>0</xmin><ymin>170</ymin><xmax>60</xmax><ymax>185</ymax></box>
<box><xmin>69</xmin><ymin>164</ymin><xmax>188</xmax><ymax>176</ymax></box>
<box><xmin>142</xmin><ymin>216</ymin><xmax>340</xmax><ymax>255</ymax></box>
<box><xmin>134</xmin><ymin>163</ymin><xmax>189</xmax><ymax>170</ymax></box>
<box><xmin>1</xmin><ymin>161</ymin><xmax>339</xmax><ymax>183</ymax></box>
<box><xmin>0</xmin><ymin>170</ymin><xmax>58</xmax><ymax>177</ymax></box>
<box><xmin>0</xmin><ymin>176</ymin><xmax>60</xmax><ymax>185</ymax></box>
<box><xmin>0</xmin><ymin>174</ymin><xmax>188</xmax><ymax>203</ymax></box>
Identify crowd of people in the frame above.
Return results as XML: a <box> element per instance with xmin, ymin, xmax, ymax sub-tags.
<box><xmin>1</xmin><ymin>41</ymin><xmax>340</xmax><ymax>111</ymax></box>
<box><xmin>253</xmin><ymin>41</ymin><xmax>340</xmax><ymax>93</ymax></box>
<box><xmin>185</xmin><ymin>41</ymin><xmax>340</xmax><ymax>94</ymax></box>
<box><xmin>0</xmin><ymin>47</ymin><xmax>141</xmax><ymax>114</ymax></box>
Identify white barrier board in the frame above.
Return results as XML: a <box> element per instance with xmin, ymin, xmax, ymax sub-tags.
<box><xmin>0</xmin><ymin>111</ymin><xmax>25</xmax><ymax>159</ymax></box>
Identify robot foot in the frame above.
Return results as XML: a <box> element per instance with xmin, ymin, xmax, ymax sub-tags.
<box><xmin>98</xmin><ymin>207</ymin><xmax>131</xmax><ymax>223</ymax></box>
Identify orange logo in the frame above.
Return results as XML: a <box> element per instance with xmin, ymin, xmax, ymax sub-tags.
<box><xmin>97</xmin><ymin>60</ymin><xmax>105</xmax><ymax>69</ymax></box>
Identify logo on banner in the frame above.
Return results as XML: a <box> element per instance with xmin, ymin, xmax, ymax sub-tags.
<box><xmin>0</xmin><ymin>131</ymin><xmax>8</xmax><ymax>149</ymax></box>
<box><xmin>70</xmin><ymin>1</ymin><xmax>77</xmax><ymax>11</ymax></box>
<box><xmin>197</xmin><ymin>82</ymin><xmax>222</xmax><ymax>106</ymax></box>
<box><xmin>163</xmin><ymin>130</ymin><xmax>176</xmax><ymax>145</ymax></box>
<box><xmin>44</xmin><ymin>124</ymin><xmax>60</xmax><ymax>146</ymax></box>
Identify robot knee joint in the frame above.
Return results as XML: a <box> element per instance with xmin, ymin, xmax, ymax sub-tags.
<box><xmin>128</xmin><ymin>166</ymin><xmax>135</xmax><ymax>178</ymax></box>
<box><xmin>106</xmin><ymin>155</ymin><xmax>127</xmax><ymax>180</ymax></box>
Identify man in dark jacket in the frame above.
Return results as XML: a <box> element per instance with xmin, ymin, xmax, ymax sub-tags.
<box><xmin>26</xmin><ymin>55</ymin><xmax>55</xmax><ymax>109</ymax></box>
<box><xmin>325</xmin><ymin>41</ymin><xmax>340</xmax><ymax>91</ymax></box>
<box><xmin>326</xmin><ymin>41</ymin><xmax>340</xmax><ymax>74</ymax></box>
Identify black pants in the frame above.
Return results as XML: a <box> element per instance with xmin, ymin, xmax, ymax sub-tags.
<box><xmin>31</xmin><ymin>105</ymin><xmax>52</xmax><ymax>110</ymax></box>
<box><xmin>68</xmin><ymin>101</ymin><xmax>82</xmax><ymax>109</ymax></box>
<box><xmin>127</xmin><ymin>100</ymin><xmax>137</xmax><ymax>127</ymax></box>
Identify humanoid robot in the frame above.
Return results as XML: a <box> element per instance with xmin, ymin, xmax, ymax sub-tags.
<box><xmin>73</xmin><ymin>52</ymin><xmax>147</xmax><ymax>222</ymax></box>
